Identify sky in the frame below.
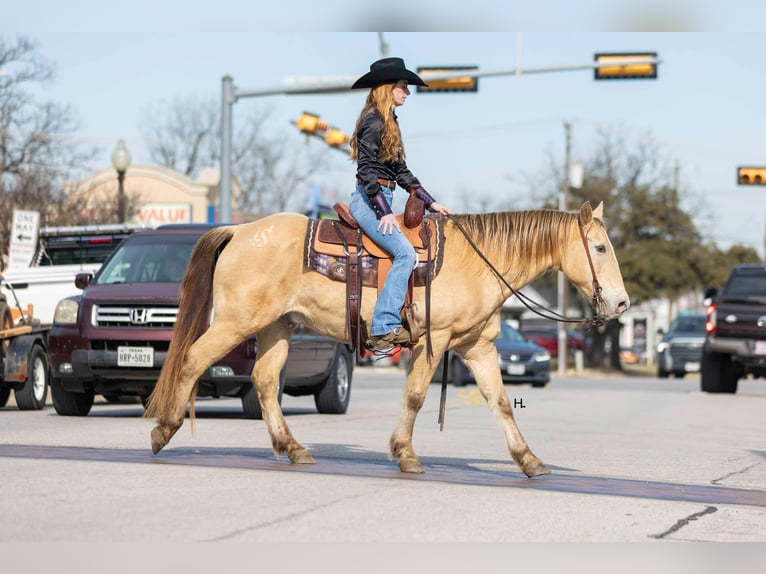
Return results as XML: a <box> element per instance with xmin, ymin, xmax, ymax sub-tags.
<box><xmin>3</xmin><ymin>7</ymin><xmax>766</xmax><ymax>257</ymax></box>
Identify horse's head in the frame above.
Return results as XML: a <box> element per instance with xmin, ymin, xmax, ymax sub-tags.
<box><xmin>562</xmin><ymin>202</ymin><xmax>630</xmax><ymax>321</ymax></box>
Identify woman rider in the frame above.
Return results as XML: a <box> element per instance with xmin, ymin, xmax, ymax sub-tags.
<box><xmin>349</xmin><ymin>57</ymin><xmax>450</xmax><ymax>351</ymax></box>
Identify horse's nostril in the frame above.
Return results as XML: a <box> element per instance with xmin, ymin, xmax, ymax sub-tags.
<box><xmin>617</xmin><ymin>301</ymin><xmax>629</xmax><ymax>313</ymax></box>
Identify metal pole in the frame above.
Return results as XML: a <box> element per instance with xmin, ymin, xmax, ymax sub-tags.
<box><xmin>557</xmin><ymin>121</ymin><xmax>572</xmax><ymax>376</ymax></box>
<box><xmin>220</xmin><ymin>75</ymin><xmax>234</xmax><ymax>223</ymax></box>
<box><xmin>117</xmin><ymin>170</ymin><xmax>126</xmax><ymax>223</ymax></box>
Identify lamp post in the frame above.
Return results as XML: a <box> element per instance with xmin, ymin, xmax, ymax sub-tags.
<box><xmin>111</xmin><ymin>139</ymin><xmax>131</xmax><ymax>223</ymax></box>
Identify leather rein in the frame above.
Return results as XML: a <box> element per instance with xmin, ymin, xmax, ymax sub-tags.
<box><xmin>446</xmin><ymin>213</ymin><xmax>607</xmax><ymax>329</ymax></box>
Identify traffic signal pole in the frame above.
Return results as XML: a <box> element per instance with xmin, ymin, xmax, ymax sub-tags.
<box><xmin>218</xmin><ymin>56</ymin><xmax>660</xmax><ymax>222</ymax></box>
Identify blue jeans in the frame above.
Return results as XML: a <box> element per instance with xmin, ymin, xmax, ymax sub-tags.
<box><xmin>350</xmin><ymin>185</ymin><xmax>417</xmax><ymax>336</ymax></box>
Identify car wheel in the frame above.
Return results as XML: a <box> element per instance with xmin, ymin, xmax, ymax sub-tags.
<box><xmin>0</xmin><ymin>384</ymin><xmax>11</xmax><ymax>407</ymax></box>
<box><xmin>14</xmin><ymin>345</ymin><xmax>49</xmax><ymax>410</ymax></box>
<box><xmin>451</xmin><ymin>355</ymin><xmax>468</xmax><ymax>387</ymax></box>
<box><xmin>700</xmin><ymin>350</ymin><xmax>738</xmax><ymax>394</ymax></box>
<box><xmin>51</xmin><ymin>377</ymin><xmax>94</xmax><ymax>416</ymax></box>
<box><xmin>314</xmin><ymin>345</ymin><xmax>352</xmax><ymax>414</ymax></box>
<box><xmin>241</xmin><ymin>370</ymin><xmax>284</xmax><ymax>420</ymax></box>
<box><xmin>657</xmin><ymin>367</ymin><xmax>669</xmax><ymax>378</ymax></box>
<box><xmin>531</xmin><ymin>379</ymin><xmax>548</xmax><ymax>388</ymax></box>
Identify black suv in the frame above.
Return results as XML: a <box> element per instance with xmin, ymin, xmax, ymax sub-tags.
<box><xmin>47</xmin><ymin>224</ymin><xmax>353</xmax><ymax>417</ymax></box>
<box><xmin>701</xmin><ymin>263</ymin><xmax>766</xmax><ymax>393</ymax></box>
<box><xmin>656</xmin><ymin>312</ymin><xmax>706</xmax><ymax>378</ymax></box>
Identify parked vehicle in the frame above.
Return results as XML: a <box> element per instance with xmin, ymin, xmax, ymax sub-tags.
<box><xmin>0</xmin><ymin>307</ymin><xmax>50</xmax><ymax>411</ymax></box>
<box><xmin>434</xmin><ymin>322</ymin><xmax>551</xmax><ymax>387</ymax></box>
<box><xmin>701</xmin><ymin>263</ymin><xmax>766</xmax><ymax>393</ymax></box>
<box><xmin>518</xmin><ymin>326</ymin><xmax>586</xmax><ymax>358</ymax></box>
<box><xmin>656</xmin><ymin>312</ymin><xmax>706</xmax><ymax>378</ymax></box>
<box><xmin>47</xmin><ymin>224</ymin><xmax>354</xmax><ymax>418</ymax></box>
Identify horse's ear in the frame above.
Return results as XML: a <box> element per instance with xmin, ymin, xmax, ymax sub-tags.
<box><xmin>593</xmin><ymin>201</ymin><xmax>604</xmax><ymax>219</ymax></box>
<box><xmin>579</xmin><ymin>201</ymin><xmax>593</xmax><ymax>229</ymax></box>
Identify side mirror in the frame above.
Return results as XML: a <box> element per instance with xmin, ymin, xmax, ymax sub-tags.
<box><xmin>74</xmin><ymin>272</ymin><xmax>93</xmax><ymax>290</ymax></box>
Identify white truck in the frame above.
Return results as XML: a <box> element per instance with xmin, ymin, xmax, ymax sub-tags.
<box><xmin>1</xmin><ymin>224</ymin><xmax>147</xmax><ymax>325</ymax></box>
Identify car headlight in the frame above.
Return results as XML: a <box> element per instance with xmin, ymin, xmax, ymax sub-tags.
<box><xmin>53</xmin><ymin>299</ymin><xmax>79</xmax><ymax>325</ymax></box>
<box><xmin>534</xmin><ymin>352</ymin><xmax>551</xmax><ymax>362</ymax></box>
<box><xmin>657</xmin><ymin>342</ymin><xmax>669</xmax><ymax>353</ymax></box>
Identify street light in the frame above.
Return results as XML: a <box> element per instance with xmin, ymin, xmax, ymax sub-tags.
<box><xmin>111</xmin><ymin>139</ymin><xmax>131</xmax><ymax>223</ymax></box>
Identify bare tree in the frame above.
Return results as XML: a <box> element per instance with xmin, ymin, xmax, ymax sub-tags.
<box><xmin>0</xmin><ymin>36</ymin><xmax>97</xmax><ymax>257</ymax></box>
<box><xmin>139</xmin><ymin>95</ymin><xmax>220</xmax><ymax>177</ymax></box>
<box><xmin>140</xmin><ymin>96</ymin><xmax>331</xmax><ymax>217</ymax></box>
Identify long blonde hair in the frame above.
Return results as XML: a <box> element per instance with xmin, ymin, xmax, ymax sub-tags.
<box><xmin>349</xmin><ymin>83</ymin><xmax>404</xmax><ymax>163</ymax></box>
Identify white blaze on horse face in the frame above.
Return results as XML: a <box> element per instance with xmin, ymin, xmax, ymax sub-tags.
<box><xmin>250</xmin><ymin>225</ymin><xmax>275</xmax><ymax>248</ymax></box>
<box><xmin>591</xmin><ymin>224</ymin><xmax>630</xmax><ymax>317</ymax></box>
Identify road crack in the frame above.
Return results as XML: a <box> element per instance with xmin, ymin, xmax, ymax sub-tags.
<box><xmin>204</xmin><ymin>492</ymin><xmax>366</xmax><ymax>541</ymax></box>
<box><xmin>649</xmin><ymin>505</ymin><xmax>717</xmax><ymax>539</ymax></box>
<box><xmin>711</xmin><ymin>462</ymin><xmax>759</xmax><ymax>485</ymax></box>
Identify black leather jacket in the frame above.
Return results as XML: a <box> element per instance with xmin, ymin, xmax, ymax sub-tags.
<box><xmin>355</xmin><ymin>110</ymin><xmax>420</xmax><ymax>195</ymax></box>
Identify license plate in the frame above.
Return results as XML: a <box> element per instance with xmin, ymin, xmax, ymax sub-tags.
<box><xmin>117</xmin><ymin>346</ymin><xmax>154</xmax><ymax>367</ymax></box>
<box><xmin>685</xmin><ymin>362</ymin><xmax>700</xmax><ymax>372</ymax></box>
<box><xmin>755</xmin><ymin>341</ymin><xmax>766</xmax><ymax>355</ymax></box>
<box><xmin>506</xmin><ymin>364</ymin><xmax>525</xmax><ymax>375</ymax></box>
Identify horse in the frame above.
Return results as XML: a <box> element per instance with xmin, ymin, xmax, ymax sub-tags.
<box><xmin>144</xmin><ymin>201</ymin><xmax>629</xmax><ymax>478</ymax></box>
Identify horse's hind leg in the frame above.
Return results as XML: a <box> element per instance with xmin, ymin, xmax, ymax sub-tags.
<box><xmin>463</xmin><ymin>343</ymin><xmax>550</xmax><ymax>477</ymax></box>
<box><xmin>252</xmin><ymin>321</ymin><xmax>315</xmax><ymax>464</ymax></box>
<box><xmin>150</xmin><ymin>323</ymin><xmax>243</xmax><ymax>454</ymax></box>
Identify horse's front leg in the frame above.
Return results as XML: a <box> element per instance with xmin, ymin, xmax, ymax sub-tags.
<box><xmin>252</xmin><ymin>321</ymin><xmax>315</xmax><ymax>465</ymax></box>
<box><xmin>389</xmin><ymin>344</ymin><xmax>442</xmax><ymax>473</ymax></box>
<box><xmin>462</xmin><ymin>342</ymin><xmax>550</xmax><ymax>477</ymax></box>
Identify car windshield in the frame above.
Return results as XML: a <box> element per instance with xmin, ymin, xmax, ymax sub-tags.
<box><xmin>669</xmin><ymin>315</ymin><xmax>706</xmax><ymax>334</ymax></box>
<box><xmin>498</xmin><ymin>322</ymin><xmax>526</xmax><ymax>343</ymax></box>
<box><xmin>95</xmin><ymin>234</ymin><xmax>199</xmax><ymax>285</ymax></box>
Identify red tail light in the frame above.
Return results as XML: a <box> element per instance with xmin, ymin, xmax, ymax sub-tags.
<box><xmin>705</xmin><ymin>303</ymin><xmax>716</xmax><ymax>334</ymax></box>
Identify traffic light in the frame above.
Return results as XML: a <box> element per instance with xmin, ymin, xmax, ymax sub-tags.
<box><xmin>593</xmin><ymin>53</ymin><xmax>658</xmax><ymax>80</ymax></box>
<box><xmin>325</xmin><ymin>127</ymin><xmax>350</xmax><ymax>147</ymax></box>
<box><xmin>416</xmin><ymin>66</ymin><xmax>478</xmax><ymax>93</ymax></box>
<box><xmin>294</xmin><ymin>112</ymin><xmax>328</xmax><ymax>134</ymax></box>
<box><xmin>737</xmin><ymin>166</ymin><xmax>766</xmax><ymax>185</ymax></box>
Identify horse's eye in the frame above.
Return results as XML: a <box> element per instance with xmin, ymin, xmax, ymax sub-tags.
<box><xmin>595</xmin><ymin>245</ymin><xmax>606</xmax><ymax>254</ymax></box>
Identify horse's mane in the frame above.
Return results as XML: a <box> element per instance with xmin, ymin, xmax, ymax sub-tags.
<box><xmin>449</xmin><ymin>209</ymin><xmax>581</xmax><ymax>276</ymax></box>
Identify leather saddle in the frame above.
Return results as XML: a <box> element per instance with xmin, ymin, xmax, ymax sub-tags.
<box><xmin>303</xmin><ymin>203</ymin><xmax>444</xmax><ymax>361</ymax></box>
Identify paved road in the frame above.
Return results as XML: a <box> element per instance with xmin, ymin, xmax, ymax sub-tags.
<box><xmin>1</xmin><ymin>367</ymin><xmax>764</xmax><ymax>544</ymax></box>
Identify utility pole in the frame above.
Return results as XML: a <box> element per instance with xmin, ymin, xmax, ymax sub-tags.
<box><xmin>557</xmin><ymin>121</ymin><xmax>572</xmax><ymax>376</ymax></box>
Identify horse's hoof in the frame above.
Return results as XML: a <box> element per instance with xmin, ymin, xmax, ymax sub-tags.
<box><xmin>398</xmin><ymin>458</ymin><xmax>424</xmax><ymax>474</ymax></box>
<box><xmin>150</xmin><ymin>426</ymin><xmax>168</xmax><ymax>455</ymax></box>
<box><xmin>289</xmin><ymin>450</ymin><xmax>316</xmax><ymax>464</ymax></box>
<box><xmin>524</xmin><ymin>463</ymin><xmax>551</xmax><ymax>477</ymax></box>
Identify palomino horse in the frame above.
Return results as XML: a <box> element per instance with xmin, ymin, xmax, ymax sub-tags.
<box><xmin>145</xmin><ymin>201</ymin><xmax>629</xmax><ymax>477</ymax></box>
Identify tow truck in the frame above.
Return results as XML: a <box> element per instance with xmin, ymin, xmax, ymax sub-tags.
<box><xmin>0</xmin><ymin>292</ymin><xmax>50</xmax><ymax>410</ymax></box>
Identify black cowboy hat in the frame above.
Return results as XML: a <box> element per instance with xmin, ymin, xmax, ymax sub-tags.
<box><xmin>351</xmin><ymin>57</ymin><xmax>428</xmax><ymax>90</ymax></box>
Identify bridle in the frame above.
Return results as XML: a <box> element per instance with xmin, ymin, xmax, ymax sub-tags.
<box><xmin>577</xmin><ymin>221</ymin><xmax>607</xmax><ymax>328</ymax></box>
<box><xmin>447</xmin><ymin>213</ymin><xmax>608</xmax><ymax>329</ymax></box>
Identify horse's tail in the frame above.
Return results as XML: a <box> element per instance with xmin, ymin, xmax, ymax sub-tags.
<box><xmin>143</xmin><ymin>226</ymin><xmax>235</xmax><ymax>423</ymax></box>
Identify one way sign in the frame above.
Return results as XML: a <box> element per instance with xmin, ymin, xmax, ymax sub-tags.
<box><xmin>7</xmin><ymin>209</ymin><xmax>40</xmax><ymax>270</ymax></box>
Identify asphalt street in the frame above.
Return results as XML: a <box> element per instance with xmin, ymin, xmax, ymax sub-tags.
<box><xmin>1</xmin><ymin>366</ymin><xmax>764</xmax><ymax>555</ymax></box>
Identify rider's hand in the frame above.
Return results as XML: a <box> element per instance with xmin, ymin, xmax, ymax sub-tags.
<box><xmin>429</xmin><ymin>202</ymin><xmax>450</xmax><ymax>216</ymax></box>
<box><xmin>377</xmin><ymin>213</ymin><xmax>402</xmax><ymax>235</ymax></box>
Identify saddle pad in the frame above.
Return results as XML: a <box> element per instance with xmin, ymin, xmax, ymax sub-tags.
<box><xmin>303</xmin><ymin>217</ymin><xmax>445</xmax><ymax>287</ymax></box>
